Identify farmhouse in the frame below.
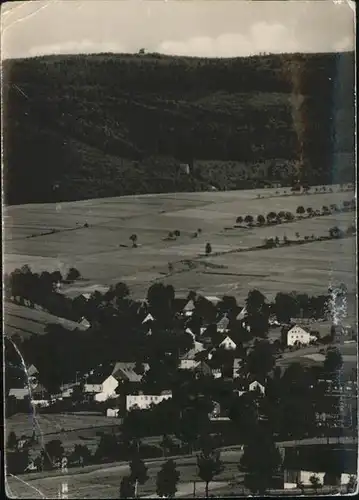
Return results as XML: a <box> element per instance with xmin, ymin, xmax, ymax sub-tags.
<box><xmin>84</xmin><ymin>374</ymin><xmax>120</xmax><ymax>402</ymax></box>
<box><xmin>126</xmin><ymin>391</ymin><xmax>172</xmax><ymax>411</ymax></box>
<box><xmin>218</xmin><ymin>335</ymin><xmax>237</xmax><ymax>350</ymax></box>
<box><xmin>287</xmin><ymin>325</ymin><xmax>317</xmax><ymax>346</ymax></box>
<box><xmin>234</xmin><ymin>378</ymin><xmax>266</xmax><ymax>397</ymax></box>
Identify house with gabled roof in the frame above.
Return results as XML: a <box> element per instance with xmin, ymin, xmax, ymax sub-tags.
<box><xmin>217</xmin><ymin>315</ymin><xmax>230</xmax><ymax>333</ymax></box>
<box><xmin>287</xmin><ymin>325</ymin><xmax>317</xmax><ymax>346</ymax></box>
<box><xmin>183</xmin><ymin>299</ymin><xmax>195</xmax><ymax>317</ymax></box>
<box><xmin>218</xmin><ymin>335</ymin><xmax>237</xmax><ymax>350</ymax></box>
<box><xmin>142</xmin><ymin>313</ymin><xmax>155</xmax><ymax>324</ymax></box>
<box><xmin>112</xmin><ymin>362</ymin><xmax>149</xmax><ymax>383</ymax></box>
<box><xmin>236</xmin><ymin>306</ymin><xmax>247</xmax><ymax>321</ymax></box>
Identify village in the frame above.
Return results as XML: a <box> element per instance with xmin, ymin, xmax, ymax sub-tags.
<box><xmin>4</xmin><ymin>264</ymin><xmax>358</xmax><ymax>496</ymax></box>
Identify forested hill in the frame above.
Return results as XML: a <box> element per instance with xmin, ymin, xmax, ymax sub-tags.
<box><xmin>3</xmin><ymin>51</ymin><xmax>355</xmax><ymax>204</ymax></box>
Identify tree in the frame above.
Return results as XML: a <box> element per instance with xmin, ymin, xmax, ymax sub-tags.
<box><xmin>160</xmin><ymin>434</ymin><xmax>174</xmax><ymax>458</ymax></box>
<box><xmin>309</xmin><ymin>474</ymin><xmax>322</xmax><ymax>494</ymax></box>
<box><xmin>347</xmin><ymin>475</ymin><xmax>357</xmax><ymax>494</ymax></box>
<box><xmin>329</xmin><ymin>226</ymin><xmax>344</xmax><ymax>239</ymax></box>
<box><xmin>205</xmin><ymin>243</ymin><xmax>212</xmax><ymax>256</ymax></box>
<box><xmin>306</xmin><ymin>207</ymin><xmax>313</xmax><ymax>216</ymax></box>
<box><xmin>274</xmin><ymin>236</ymin><xmax>280</xmax><ymax>246</ymax></box>
<box><xmin>7</xmin><ymin>431</ymin><xmax>17</xmax><ymax>450</ymax></box>
<box><xmin>236</xmin><ymin>216</ymin><xmax>243</xmax><ymax>224</ymax></box>
<box><xmin>266</xmin><ymin>212</ymin><xmax>277</xmax><ymax>223</ymax></box>
<box><xmin>274</xmin><ymin>292</ymin><xmax>299</xmax><ymax>323</ymax></box>
<box><xmin>44</xmin><ymin>439</ymin><xmax>64</xmax><ymax>469</ymax></box>
<box><xmin>296</xmin><ymin>206</ymin><xmax>305</xmax><ymax>216</ymax></box>
<box><xmin>197</xmin><ymin>446</ymin><xmax>223</xmax><ymax>497</ymax></box>
<box><xmin>295</xmin><ymin>232</ymin><xmax>300</xmax><ymax>239</ymax></box>
<box><xmin>120</xmin><ymin>476</ymin><xmax>135</xmax><ymax>498</ymax></box>
<box><xmin>168</xmin><ymin>262</ymin><xmax>174</xmax><ymax>273</ymax></box>
<box><xmin>283</xmin><ymin>235</ymin><xmax>289</xmax><ymax>245</ymax></box>
<box><xmin>284</xmin><ymin>211</ymin><xmax>294</xmax><ymax>221</ymax></box>
<box><xmin>244</xmin><ymin>215</ymin><xmax>254</xmax><ymax>226</ymax></box>
<box><xmin>129</xmin><ymin>455</ymin><xmax>149</xmax><ymax>498</ymax></box>
<box><xmin>130</xmin><ymin>234</ymin><xmax>138</xmax><ymax>247</ymax></box>
<box><xmin>156</xmin><ymin>459</ymin><xmax>180</xmax><ymax>498</ymax></box>
<box><xmin>246</xmin><ymin>340</ymin><xmax>275</xmax><ymax>378</ymax></box>
<box><xmin>324</xmin><ymin>348</ymin><xmax>343</xmax><ymax>374</ymax></box>
<box><xmin>297</xmin><ymin>480</ymin><xmax>305</xmax><ymax>494</ymax></box>
<box><xmin>66</xmin><ymin>267</ymin><xmax>81</xmax><ymax>282</ymax></box>
<box><xmin>72</xmin><ymin>444</ymin><xmax>91</xmax><ymax>467</ymax></box>
<box><xmin>239</xmin><ymin>432</ymin><xmax>282</xmax><ymax>495</ymax></box>
<box><xmin>173</xmin><ymin>230</ymin><xmax>181</xmax><ymax>237</ymax></box>
<box><xmin>257</xmin><ymin>214</ymin><xmax>265</xmax><ymax>226</ymax></box>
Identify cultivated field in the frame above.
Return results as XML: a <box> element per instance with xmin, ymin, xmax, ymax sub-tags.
<box><xmin>4</xmin><ymin>302</ymin><xmax>88</xmax><ymax>339</ymax></box>
<box><xmin>6</xmin><ymin>413</ymin><xmax>121</xmax><ymax>457</ymax></box>
<box><xmin>4</xmin><ymin>186</ymin><xmax>355</xmax><ymax>312</ymax></box>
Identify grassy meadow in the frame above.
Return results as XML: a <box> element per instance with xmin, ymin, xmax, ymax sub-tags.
<box><xmin>4</xmin><ymin>186</ymin><xmax>355</xmax><ymax>310</ymax></box>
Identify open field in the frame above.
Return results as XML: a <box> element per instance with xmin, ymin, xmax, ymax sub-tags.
<box><xmin>4</xmin><ymin>302</ymin><xmax>88</xmax><ymax>339</ymax></box>
<box><xmin>6</xmin><ymin>441</ymin><xmax>357</xmax><ymax>499</ymax></box>
<box><xmin>6</xmin><ymin>413</ymin><xmax>121</xmax><ymax>457</ymax></box>
<box><xmin>4</xmin><ymin>186</ymin><xmax>356</xmax><ymax>310</ymax></box>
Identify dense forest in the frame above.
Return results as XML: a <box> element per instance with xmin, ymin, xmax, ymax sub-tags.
<box><xmin>3</xmin><ymin>51</ymin><xmax>355</xmax><ymax>204</ymax></box>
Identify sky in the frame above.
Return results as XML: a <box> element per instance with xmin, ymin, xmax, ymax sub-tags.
<box><xmin>1</xmin><ymin>0</ymin><xmax>356</xmax><ymax>60</ymax></box>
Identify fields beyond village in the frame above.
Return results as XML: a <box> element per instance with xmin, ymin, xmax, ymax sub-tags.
<box><xmin>4</xmin><ymin>185</ymin><xmax>356</xmax><ymax>318</ymax></box>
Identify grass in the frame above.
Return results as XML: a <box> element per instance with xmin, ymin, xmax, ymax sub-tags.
<box><xmin>4</xmin><ymin>302</ymin><xmax>88</xmax><ymax>339</ymax></box>
<box><xmin>4</xmin><ymin>186</ymin><xmax>355</xmax><ymax>305</ymax></box>
<box><xmin>5</xmin><ymin>412</ymin><xmax>121</xmax><ymax>456</ymax></box>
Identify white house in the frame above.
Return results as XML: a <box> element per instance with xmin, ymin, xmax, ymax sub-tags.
<box><xmin>284</xmin><ymin>471</ymin><xmax>352</xmax><ymax>490</ymax></box>
<box><xmin>107</xmin><ymin>408</ymin><xmax>120</xmax><ymax>417</ymax></box>
<box><xmin>249</xmin><ymin>380</ymin><xmax>265</xmax><ymax>394</ymax></box>
<box><xmin>218</xmin><ymin>336</ymin><xmax>237</xmax><ymax>350</ymax></box>
<box><xmin>183</xmin><ymin>300</ymin><xmax>195</xmax><ymax>317</ymax></box>
<box><xmin>287</xmin><ymin>325</ymin><xmax>317</xmax><ymax>346</ymax></box>
<box><xmin>126</xmin><ymin>392</ymin><xmax>172</xmax><ymax>411</ymax></box>
<box><xmin>142</xmin><ymin>313</ymin><xmax>154</xmax><ymax>324</ymax></box>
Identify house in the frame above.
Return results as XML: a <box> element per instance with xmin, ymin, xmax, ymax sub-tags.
<box><xmin>217</xmin><ymin>315</ymin><xmax>230</xmax><ymax>333</ymax></box>
<box><xmin>194</xmin><ymin>361</ymin><xmax>212</xmax><ymax>378</ymax></box>
<box><xmin>218</xmin><ymin>335</ymin><xmax>237</xmax><ymax>350</ymax></box>
<box><xmin>233</xmin><ymin>358</ymin><xmax>242</xmax><ymax>378</ymax></box>
<box><xmin>78</xmin><ymin>317</ymin><xmax>91</xmax><ymax>329</ymax></box>
<box><xmin>8</xmin><ymin>388</ymin><xmax>29</xmax><ymax>400</ymax></box>
<box><xmin>107</xmin><ymin>408</ymin><xmax>120</xmax><ymax>417</ymax></box>
<box><xmin>236</xmin><ymin>307</ymin><xmax>247</xmax><ymax>321</ymax></box>
<box><xmin>209</xmin><ymin>400</ymin><xmax>230</xmax><ymax>421</ymax></box>
<box><xmin>287</xmin><ymin>325</ymin><xmax>317</xmax><ymax>346</ymax></box>
<box><xmin>283</xmin><ymin>447</ymin><xmax>356</xmax><ymax>489</ymax></box>
<box><xmin>126</xmin><ymin>391</ymin><xmax>172</xmax><ymax>411</ymax></box>
<box><xmin>179</xmin><ymin>345</ymin><xmax>205</xmax><ymax>370</ymax></box>
<box><xmin>185</xmin><ymin>327</ymin><xmax>196</xmax><ymax>340</ymax></box>
<box><xmin>234</xmin><ymin>378</ymin><xmax>266</xmax><ymax>397</ymax></box>
<box><xmin>142</xmin><ymin>313</ymin><xmax>154</xmax><ymax>324</ymax></box>
<box><xmin>204</xmin><ymin>296</ymin><xmax>221</xmax><ymax>306</ymax></box>
<box><xmin>112</xmin><ymin>362</ymin><xmax>150</xmax><ymax>383</ymax></box>
<box><xmin>249</xmin><ymin>380</ymin><xmax>265</xmax><ymax>394</ymax></box>
<box><xmin>183</xmin><ymin>300</ymin><xmax>195</xmax><ymax>317</ymax></box>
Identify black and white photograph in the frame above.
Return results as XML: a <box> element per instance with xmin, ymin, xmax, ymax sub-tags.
<box><xmin>2</xmin><ymin>0</ymin><xmax>357</xmax><ymax>497</ymax></box>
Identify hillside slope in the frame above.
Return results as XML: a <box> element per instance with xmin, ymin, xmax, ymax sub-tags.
<box><xmin>3</xmin><ymin>51</ymin><xmax>355</xmax><ymax>204</ymax></box>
